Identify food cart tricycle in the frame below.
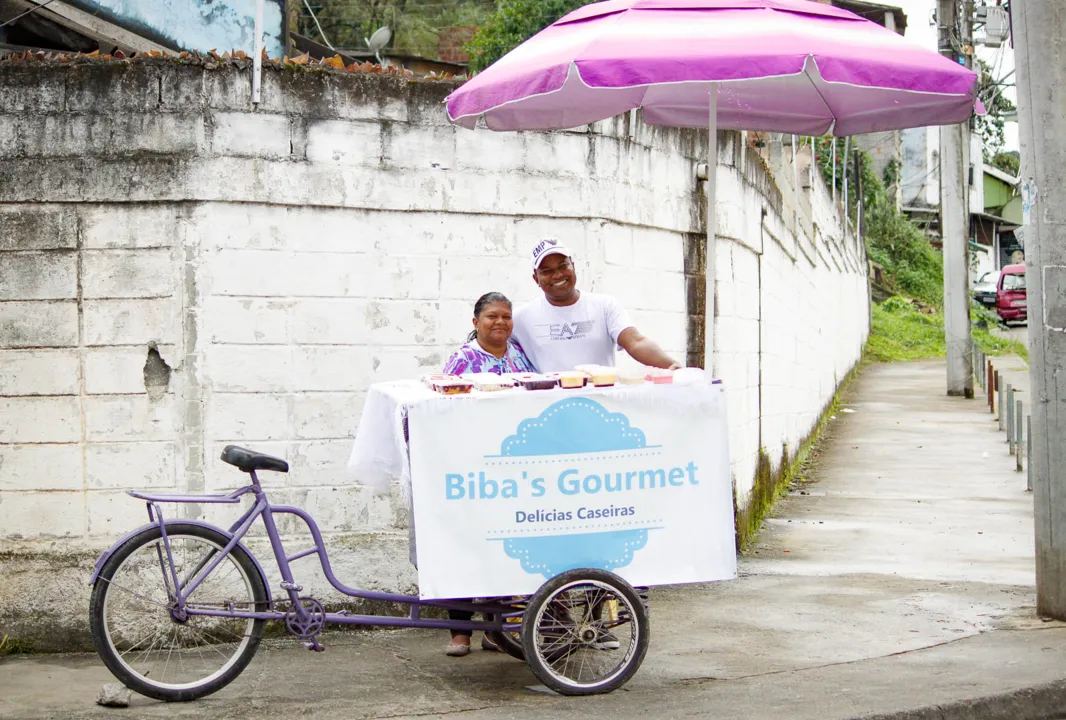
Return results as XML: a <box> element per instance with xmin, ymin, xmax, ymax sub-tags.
<box><xmin>88</xmin><ymin>374</ymin><xmax>735</xmax><ymax>700</ymax></box>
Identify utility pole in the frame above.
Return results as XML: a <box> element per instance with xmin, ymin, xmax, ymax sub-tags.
<box><xmin>939</xmin><ymin>0</ymin><xmax>974</xmax><ymax>398</ymax></box>
<box><xmin>1013</xmin><ymin>1</ymin><xmax>1066</xmax><ymax>620</ymax></box>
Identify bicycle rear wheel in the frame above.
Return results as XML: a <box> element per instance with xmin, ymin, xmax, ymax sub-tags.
<box><xmin>90</xmin><ymin>523</ymin><xmax>268</xmax><ymax>701</ymax></box>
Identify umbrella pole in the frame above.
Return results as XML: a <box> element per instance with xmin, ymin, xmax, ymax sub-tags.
<box><xmin>706</xmin><ymin>86</ymin><xmax>718</xmax><ymax>376</ymax></box>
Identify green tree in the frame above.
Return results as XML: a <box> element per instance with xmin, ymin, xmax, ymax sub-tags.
<box><xmin>976</xmin><ymin>58</ymin><xmax>1016</xmax><ymax>161</ymax></box>
<box><xmin>464</xmin><ymin>0</ymin><xmax>591</xmax><ymax>73</ymax></box>
<box><xmin>990</xmin><ymin>150</ymin><xmax>1020</xmax><ymax>177</ymax></box>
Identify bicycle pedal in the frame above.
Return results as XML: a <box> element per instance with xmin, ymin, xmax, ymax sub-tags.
<box><xmin>303</xmin><ymin>639</ymin><xmax>326</xmax><ymax>652</ymax></box>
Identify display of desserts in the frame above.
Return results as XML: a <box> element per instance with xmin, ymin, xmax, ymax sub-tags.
<box><xmin>557</xmin><ymin>370</ymin><xmax>588</xmax><ymax>389</ymax></box>
<box><xmin>469</xmin><ymin>374</ymin><xmax>515</xmax><ymax>392</ymax></box>
<box><xmin>420</xmin><ymin>366</ymin><xmax>690</xmax><ymax>393</ymax></box>
<box><xmin>432</xmin><ymin>377</ymin><xmax>474</xmax><ymax>395</ymax></box>
<box><xmin>513</xmin><ymin>373</ymin><xmax>559</xmax><ymax>391</ymax></box>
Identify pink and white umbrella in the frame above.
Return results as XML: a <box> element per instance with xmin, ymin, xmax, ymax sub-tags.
<box><xmin>447</xmin><ymin>0</ymin><xmax>980</xmax><ymax>134</ymax></box>
<box><xmin>445</xmin><ymin>0</ymin><xmax>981</xmax><ymax>368</ymax></box>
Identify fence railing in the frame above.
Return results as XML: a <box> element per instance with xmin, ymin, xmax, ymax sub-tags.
<box><xmin>973</xmin><ymin>345</ymin><xmax>1030</xmax><ymax>488</ymax></box>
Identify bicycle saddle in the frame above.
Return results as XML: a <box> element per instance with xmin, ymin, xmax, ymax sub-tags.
<box><xmin>221</xmin><ymin>445</ymin><xmax>289</xmax><ymax>473</ymax></box>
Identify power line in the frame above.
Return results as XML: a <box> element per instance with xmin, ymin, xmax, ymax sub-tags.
<box><xmin>302</xmin><ymin>0</ymin><xmax>336</xmax><ymax>49</ymax></box>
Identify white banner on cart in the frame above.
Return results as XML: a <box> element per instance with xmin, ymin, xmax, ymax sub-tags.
<box><xmin>408</xmin><ymin>382</ymin><xmax>736</xmax><ymax>599</ymax></box>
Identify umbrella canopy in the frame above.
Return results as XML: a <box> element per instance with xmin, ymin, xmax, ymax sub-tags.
<box><xmin>446</xmin><ymin>0</ymin><xmax>981</xmax><ymax>136</ymax></box>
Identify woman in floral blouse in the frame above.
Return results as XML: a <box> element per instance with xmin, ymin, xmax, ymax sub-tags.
<box><xmin>442</xmin><ymin>292</ymin><xmax>536</xmax><ymax>376</ymax></box>
<box><xmin>440</xmin><ymin>292</ymin><xmax>533</xmax><ymax>657</ymax></box>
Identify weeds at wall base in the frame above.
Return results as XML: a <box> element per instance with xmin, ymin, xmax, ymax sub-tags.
<box><xmin>734</xmin><ymin>360</ymin><xmax>865</xmax><ymax>551</ymax></box>
<box><xmin>0</xmin><ymin>634</ymin><xmax>34</xmax><ymax>655</ymax></box>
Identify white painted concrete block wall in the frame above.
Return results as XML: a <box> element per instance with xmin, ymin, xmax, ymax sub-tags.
<box><xmin>0</xmin><ymin>64</ymin><xmax>867</xmax><ymax>641</ymax></box>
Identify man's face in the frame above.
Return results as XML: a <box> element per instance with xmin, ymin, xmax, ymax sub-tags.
<box><xmin>534</xmin><ymin>254</ymin><xmax>577</xmax><ymax>303</ymax></box>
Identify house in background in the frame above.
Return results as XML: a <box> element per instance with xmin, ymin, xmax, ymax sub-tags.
<box><xmin>902</xmin><ymin>122</ymin><xmax>1021</xmax><ymax>283</ymax></box>
<box><xmin>973</xmin><ymin>164</ymin><xmax>1023</xmax><ymax>277</ymax></box>
<box><xmin>0</xmin><ymin>0</ymin><xmax>285</xmax><ymax>56</ymax></box>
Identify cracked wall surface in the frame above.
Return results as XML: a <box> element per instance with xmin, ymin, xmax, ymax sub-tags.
<box><xmin>0</xmin><ymin>62</ymin><xmax>869</xmax><ymax>650</ymax></box>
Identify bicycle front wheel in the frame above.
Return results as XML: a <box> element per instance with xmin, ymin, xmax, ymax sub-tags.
<box><xmin>521</xmin><ymin>569</ymin><xmax>649</xmax><ymax>696</ymax></box>
<box><xmin>89</xmin><ymin>523</ymin><xmax>268</xmax><ymax>701</ymax></box>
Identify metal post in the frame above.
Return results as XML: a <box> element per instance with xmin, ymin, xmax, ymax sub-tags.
<box><xmin>843</xmin><ymin>137</ymin><xmax>851</xmax><ymax>229</ymax></box>
<box><xmin>252</xmin><ymin>0</ymin><xmax>264</xmax><ymax>104</ymax></box>
<box><xmin>1017</xmin><ymin>400</ymin><xmax>1025</xmax><ymax>472</ymax></box>
<box><xmin>705</xmin><ymin>85</ymin><xmax>719</xmax><ymax>376</ymax></box>
<box><xmin>832</xmin><ymin>138</ymin><xmax>837</xmax><ymax>204</ymax></box>
<box><xmin>988</xmin><ymin>364</ymin><xmax>995</xmax><ymax>411</ymax></box>
<box><xmin>998</xmin><ymin>381</ymin><xmax>1005</xmax><ymax>430</ymax></box>
<box><xmin>1015</xmin><ymin>0</ymin><xmax>1066</xmax><ymax>616</ymax></box>
<box><xmin>1028</xmin><ymin>414</ymin><xmax>1033</xmax><ymax>492</ymax></box>
<box><xmin>1007</xmin><ymin>386</ymin><xmax>1015</xmax><ymax>452</ymax></box>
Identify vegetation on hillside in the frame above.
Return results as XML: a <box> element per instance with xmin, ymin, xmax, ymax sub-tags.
<box><xmin>291</xmin><ymin>0</ymin><xmax>595</xmax><ymax>69</ymax></box>
<box><xmin>464</xmin><ymin>0</ymin><xmax>589</xmax><ymax>72</ymax></box>
<box><xmin>815</xmin><ymin>140</ymin><xmax>1023</xmax><ymax>364</ymax></box>
<box><xmin>293</xmin><ymin>1</ymin><xmax>496</xmax><ymax>60</ymax></box>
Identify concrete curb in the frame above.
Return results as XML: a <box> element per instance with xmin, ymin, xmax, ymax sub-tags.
<box><xmin>856</xmin><ymin>679</ymin><xmax>1066</xmax><ymax>720</ymax></box>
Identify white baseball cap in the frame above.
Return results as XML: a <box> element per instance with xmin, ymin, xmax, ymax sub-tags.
<box><xmin>530</xmin><ymin>238</ymin><xmax>572</xmax><ymax>270</ymax></box>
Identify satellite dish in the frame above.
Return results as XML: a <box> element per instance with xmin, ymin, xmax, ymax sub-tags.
<box><xmin>365</xmin><ymin>26</ymin><xmax>392</xmax><ymax>64</ymax></box>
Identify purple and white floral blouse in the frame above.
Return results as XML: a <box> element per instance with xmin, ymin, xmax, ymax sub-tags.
<box><xmin>442</xmin><ymin>338</ymin><xmax>537</xmax><ymax>375</ymax></box>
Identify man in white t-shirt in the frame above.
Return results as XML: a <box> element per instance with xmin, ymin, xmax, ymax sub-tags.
<box><xmin>512</xmin><ymin>238</ymin><xmax>681</xmax><ymax>373</ymax></box>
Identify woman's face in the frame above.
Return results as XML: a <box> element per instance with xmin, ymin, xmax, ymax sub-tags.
<box><xmin>474</xmin><ymin>301</ymin><xmax>513</xmax><ymax>344</ymax></box>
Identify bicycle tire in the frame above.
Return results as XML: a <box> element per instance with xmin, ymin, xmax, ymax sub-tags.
<box><xmin>521</xmin><ymin>568</ymin><xmax>649</xmax><ymax>696</ymax></box>
<box><xmin>90</xmin><ymin>523</ymin><xmax>268</xmax><ymax>701</ymax></box>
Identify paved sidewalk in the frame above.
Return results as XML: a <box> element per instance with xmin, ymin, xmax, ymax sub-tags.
<box><xmin>2</xmin><ymin>360</ymin><xmax>1062</xmax><ymax>720</ymax></box>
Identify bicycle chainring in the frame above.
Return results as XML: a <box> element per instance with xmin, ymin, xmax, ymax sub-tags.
<box><xmin>284</xmin><ymin>597</ymin><xmax>326</xmax><ymax>639</ymax></box>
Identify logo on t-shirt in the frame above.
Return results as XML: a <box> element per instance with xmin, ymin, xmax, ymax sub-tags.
<box><xmin>547</xmin><ymin>321</ymin><xmax>595</xmax><ymax>340</ymax></box>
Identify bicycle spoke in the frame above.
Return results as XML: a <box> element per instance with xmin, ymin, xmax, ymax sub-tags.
<box><xmin>100</xmin><ymin>578</ymin><xmax>171</xmax><ymax>610</ymax></box>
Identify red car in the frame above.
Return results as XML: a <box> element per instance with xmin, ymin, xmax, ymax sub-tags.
<box><xmin>996</xmin><ymin>264</ymin><xmax>1027</xmax><ymax>323</ymax></box>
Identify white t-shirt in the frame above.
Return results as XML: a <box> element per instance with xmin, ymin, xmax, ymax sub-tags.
<box><xmin>512</xmin><ymin>292</ymin><xmax>634</xmax><ymax>372</ymax></box>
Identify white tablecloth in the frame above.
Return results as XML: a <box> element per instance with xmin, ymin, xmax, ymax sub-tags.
<box><xmin>347</xmin><ymin>377</ymin><xmax>722</xmax><ymax>500</ymax></box>
<box><xmin>347</xmin><ymin>380</ymin><xmax>435</xmax><ymax>499</ymax></box>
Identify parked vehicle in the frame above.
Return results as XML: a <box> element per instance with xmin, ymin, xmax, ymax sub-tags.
<box><xmin>996</xmin><ymin>264</ymin><xmax>1027</xmax><ymax>324</ymax></box>
<box><xmin>972</xmin><ymin>270</ymin><xmax>1001</xmax><ymax>306</ymax></box>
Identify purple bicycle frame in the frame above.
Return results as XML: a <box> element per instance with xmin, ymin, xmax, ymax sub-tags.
<box><xmin>96</xmin><ymin>469</ymin><xmax>519</xmax><ymax>635</ymax></box>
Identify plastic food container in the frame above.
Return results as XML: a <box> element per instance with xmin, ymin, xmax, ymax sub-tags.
<box><xmin>617</xmin><ymin>369</ymin><xmax>647</xmax><ymax>385</ymax></box>
<box><xmin>645</xmin><ymin>368</ymin><xmax>674</xmax><ymax>385</ymax></box>
<box><xmin>422</xmin><ymin>373</ymin><xmax>454</xmax><ymax>389</ymax></box>
<box><xmin>589</xmin><ymin>368</ymin><xmax>617</xmax><ymax>387</ymax></box>
<box><xmin>470</xmin><ymin>375</ymin><xmax>515</xmax><ymax>392</ymax></box>
<box><xmin>557</xmin><ymin>371</ymin><xmax>588</xmax><ymax>389</ymax></box>
<box><xmin>514</xmin><ymin>374</ymin><xmax>559</xmax><ymax>391</ymax></box>
<box><xmin>433</xmin><ymin>378</ymin><xmax>474</xmax><ymax>395</ymax></box>
<box><xmin>673</xmin><ymin>367</ymin><xmax>707</xmax><ymax>386</ymax></box>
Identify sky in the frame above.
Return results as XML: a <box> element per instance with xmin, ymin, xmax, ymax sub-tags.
<box><xmin>892</xmin><ymin>0</ymin><xmax>1019</xmax><ymax>152</ymax></box>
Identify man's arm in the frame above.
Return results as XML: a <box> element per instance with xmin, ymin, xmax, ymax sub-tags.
<box><xmin>617</xmin><ymin>327</ymin><xmax>682</xmax><ymax>370</ymax></box>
